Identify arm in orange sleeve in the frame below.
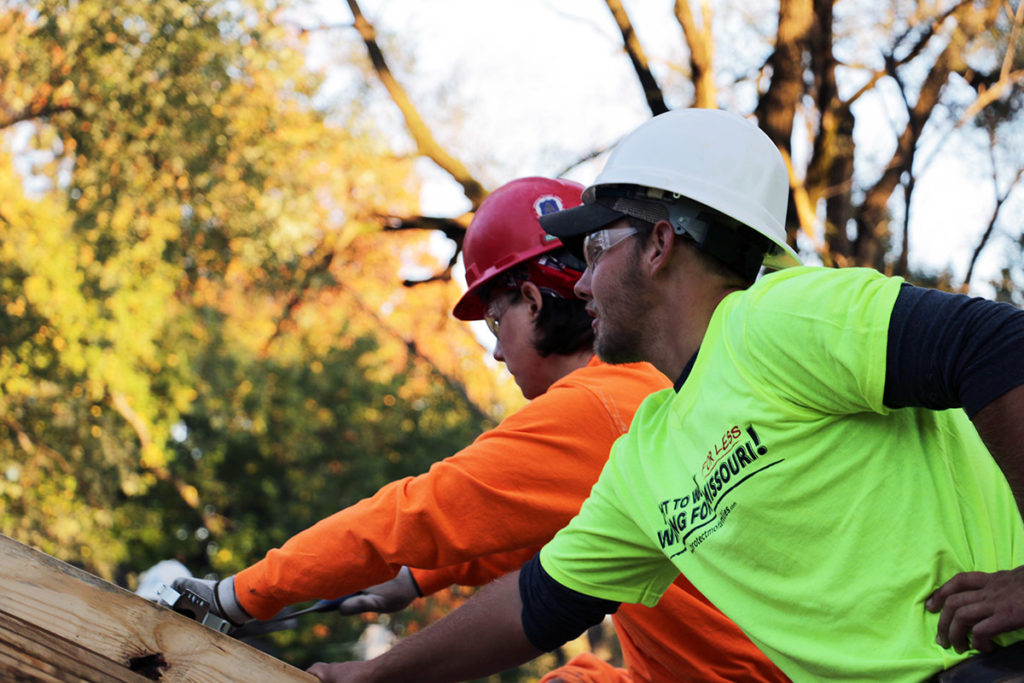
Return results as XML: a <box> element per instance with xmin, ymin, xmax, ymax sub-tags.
<box><xmin>231</xmin><ymin>369</ymin><xmax>636</xmax><ymax>620</ymax></box>
<box><xmin>410</xmin><ymin>546</ymin><xmax>543</xmax><ymax>596</ymax></box>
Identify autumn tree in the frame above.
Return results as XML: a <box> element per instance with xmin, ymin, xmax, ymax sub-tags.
<box><xmin>0</xmin><ymin>0</ymin><xmax>516</xmax><ymax>616</ymax></box>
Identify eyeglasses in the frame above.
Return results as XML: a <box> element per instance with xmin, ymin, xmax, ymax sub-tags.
<box><xmin>484</xmin><ymin>314</ymin><xmax>501</xmax><ymax>337</ymax></box>
<box><xmin>483</xmin><ymin>292</ymin><xmax>517</xmax><ymax>337</ymax></box>
<box><xmin>583</xmin><ymin>226</ymin><xmax>639</xmax><ymax>268</ymax></box>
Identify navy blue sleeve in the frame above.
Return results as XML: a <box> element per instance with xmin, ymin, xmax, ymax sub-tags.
<box><xmin>884</xmin><ymin>284</ymin><xmax>1024</xmax><ymax>417</ymax></box>
<box><xmin>518</xmin><ymin>553</ymin><xmax>620</xmax><ymax>652</ymax></box>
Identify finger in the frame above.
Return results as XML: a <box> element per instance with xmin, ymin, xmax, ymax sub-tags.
<box><xmin>935</xmin><ymin>591</ymin><xmax>976</xmax><ymax>649</ymax></box>
<box><xmin>970</xmin><ymin>607</ymin><xmax>1024</xmax><ymax>653</ymax></box>
<box><xmin>945</xmin><ymin>602</ymin><xmax>989</xmax><ymax>654</ymax></box>
<box><xmin>376</xmin><ymin>595</ymin><xmax>413</xmax><ymax>613</ymax></box>
<box><xmin>927</xmin><ymin>572</ymin><xmax>991</xmax><ymax>611</ymax></box>
<box><xmin>306</xmin><ymin>662</ymin><xmax>329</xmax><ymax>681</ymax></box>
<box><xmin>969</xmin><ymin>624</ymin><xmax>996</xmax><ymax>654</ymax></box>
<box><xmin>335</xmin><ymin>593</ymin><xmax>379</xmax><ymax>616</ymax></box>
<box><xmin>936</xmin><ymin>591</ymin><xmax>975</xmax><ymax>648</ymax></box>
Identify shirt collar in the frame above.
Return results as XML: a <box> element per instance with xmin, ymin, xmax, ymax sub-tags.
<box><xmin>673</xmin><ymin>350</ymin><xmax>699</xmax><ymax>392</ymax></box>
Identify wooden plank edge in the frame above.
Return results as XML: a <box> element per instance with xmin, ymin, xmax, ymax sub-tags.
<box><xmin>0</xmin><ymin>534</ymin><xmax>315</xmax><ymax>682</ymax></box>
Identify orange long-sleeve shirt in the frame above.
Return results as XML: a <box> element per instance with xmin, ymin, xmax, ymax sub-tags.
<box><xmin>232</xmin><ymin>357</ymin><xmax>787</xmax><ymax>682</ymax></box>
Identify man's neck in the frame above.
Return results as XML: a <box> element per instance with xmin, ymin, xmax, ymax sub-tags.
<box><xmin>649</xmin><ymin>282</ymin><xmax>740</xmax><ymax>380</ymax></box>
<box><xmin>551</xmin><ymin>350</ymin><xmax>595</xmax><ymax>380</ymax></box>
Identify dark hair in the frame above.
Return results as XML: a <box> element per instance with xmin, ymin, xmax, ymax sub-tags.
<box><xmin>532</xmin><ymin>291</ymin><xmax>593</xmax><ymax>357</ymax></box>
<box><xmin>624</xmin><ymin>207</ymin><xmax>761</xmax><ymax>286</ymax></box>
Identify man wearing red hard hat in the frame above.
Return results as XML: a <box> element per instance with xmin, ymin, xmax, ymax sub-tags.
<box><xmin>172</xmin><ymin>177</ymin><xmax>785</xmax><ymax>682</ymax></box>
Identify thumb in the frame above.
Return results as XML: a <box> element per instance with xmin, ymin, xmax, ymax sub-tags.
<box><xmin>334</xmin><ymin>592</ymin><xmax>384</xmax><ymax>616</ymax></box>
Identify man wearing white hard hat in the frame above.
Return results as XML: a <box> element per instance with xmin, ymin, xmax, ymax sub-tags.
<box><xmin>170</xmin><ymin>175</ymin><xmax>786</xmax><ymax>682</ymax></box>
<box><xmin>309</xmin><ymin>109</ymin><xmax>1024</xmax><ymax>682</ymax></box>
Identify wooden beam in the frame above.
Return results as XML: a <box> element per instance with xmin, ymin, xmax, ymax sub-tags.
<box><xmin>0</xmin><ymin>608</ymin><xmax>149</xmax><ymax>682</ymax></box>
<box><xmin>0</xmin><ymin>534</ymin><xmax>314</xmax><ymax>682</ymax></box>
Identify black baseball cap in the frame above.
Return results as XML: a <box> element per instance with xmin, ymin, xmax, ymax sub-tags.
<box><xmin>538</xmin><ymin>203</ymin><xmax>629</xmax><ymax>261</ymax></box>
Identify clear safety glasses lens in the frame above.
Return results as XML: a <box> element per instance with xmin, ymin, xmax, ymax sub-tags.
<box><xmin>584</xmin><ymin>226</ymin><xmax>639</xmax><ymax>268</ymax></box>
<box><xmin>484</xmin><ymin>315</ymin><xmax>500</xmax><ymax>337</ymax></box>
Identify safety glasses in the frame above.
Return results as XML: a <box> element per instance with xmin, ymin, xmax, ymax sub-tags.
<box><xmin>483</xmin><ymin>291</ymin><xmax>518</xmax><ymax>337</ymax></box>
<box><xmin>583</xmin><ymin>226</ymin><xmax>639</xmax><ymax>268</ymax></box>
<box><xmin>484</xmin><ymin>314</ymin><xmax>501</xmax><ymax>337</ymax></box>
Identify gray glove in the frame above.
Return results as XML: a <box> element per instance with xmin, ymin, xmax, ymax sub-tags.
<box><xmin>170</xmin><ymin>575</ymin><xmax>252</xmax><ymax>626</ymax></box>
<box><xmin>335</xmin><ymin>566</ymin><xmax>422</xmax><ymax>615</ymax></box>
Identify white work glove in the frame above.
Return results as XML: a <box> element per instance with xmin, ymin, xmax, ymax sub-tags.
<box><xmin>335</xmin><ymin>567</ymin><xmax>422</xmax><ymax>615</ymax></box>
<box><xmin>170</xmin><ymin>575</ymin><xmax>252</xmax><ymax>626</ymax></box>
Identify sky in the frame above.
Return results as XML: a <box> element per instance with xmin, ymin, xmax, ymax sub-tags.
<box><xmin>294</xmin><ymin>0</ymin><xmax>1020</xmax><ymax>296</ymax></box>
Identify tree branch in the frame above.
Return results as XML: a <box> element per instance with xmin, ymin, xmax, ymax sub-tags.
<box><xmin>855</xmin><ymin>0</ymin><xmax>1002</xmax><ymax>268</ymax></box>
<box><xmin>382</xmin><ymin>215</ymin><xmax>470</xmax><ymax>285</ymax></box>
<box><xmin>999</xmin><ymin>0</ymin><xmax>1024</xmax><ymax>81</ymax></box>
<box><xmin>673</xmin><ymin>0</ymin><xmax>717</xmax><ymax>108</ymax></box>
<box><xmin>108</xmin><ymin>392</ymin><xmax>228</xmax><ymax>533</ymax></box>
<box><xmin>889</xmin><ymin>0</ymin><xmax>972</xmax><ymax>71</ymax></box>
<box><xmin>805</xmin><ymin>0</ymin><xmax>857</xmax><ymax>261</ymax></box>
<box><xmin>345</xmin><ymin>0</ymin><xmax>488</xmax><ymax>207</ymax></box>
<box><xmin>336</xmin><ymin>282</ymin><xmax>494</xmax><ymax>425</ymax></box>
<box><xmin>288</xmin><ymin>20</ymin><xmax>355</xmax><ymax>35</ymax></box>
<box><xmin>778</xmin><ymin>146</ymin><xmax>818</xmax><ymax>242</ymax></box>
<box><xmin>958</xmin><ymin>69</ymin><xmax>1024</xmax><ymax>124</ymax></box>
<box><xmin>755</xmin><ymin>0</ymin><xmax>814</xmax><ymax>248</ymax></box>
<box><xmin>603</xmin><ymin>0</ymin><xmax>669</xmax><ymax>115</ymax></box>
<box><xmin>1</xmin><ymin>414</ymin><xmax>74</xmax><ymax>480</ymax></box>
<box><xmin>844</xmin><ymin>1</ymin><xmax>967</xmax><ymax>107</ymax></box>
<box><xmin>956</xmin><ymin>0</ymin><xmax>1024</xmax><ymax>126</ymax></box>
<box><xmin>260</xmin><ymin>235</ymin><xmax>338</xmax><ymax>356</ymax></box>
<box><xmin>963</xmin><ymin>139</ymin><xmax>1024</xmax><ymax>290</ymax></box>
<box><xmin>0</xmin><ymin>102</ymin><xmax>86</xmax><ymax>130</ymax></box>
<box><xmin>382</xmin><ymin>214</ymin><xmax>470</xmax><ymax>244</ymax></box>
<box><xmin>554</xmin><ymin>145</ymin><xmax>616</xmax><ymax>178</ymax></box>
<box><xmin>895</xmin><ymin>168</ymin><xmax>915</xmax><ymax>277</ymax></box>
<box><xmin>262</xmin><ymin>212</ymin><xmax>473</xmax><ymax>347</ymax></box>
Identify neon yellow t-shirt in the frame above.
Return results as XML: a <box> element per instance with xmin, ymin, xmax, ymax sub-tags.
<box><xmin>540</xmin><ymin>266</ymin><xmax>1024</xmax><ymax>682</ymax></box>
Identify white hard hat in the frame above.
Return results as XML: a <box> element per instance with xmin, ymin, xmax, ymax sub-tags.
<box><xmin>582</xmin><ymin>109</ymin><xmax>800</xmax><ymax>270</ymax></box>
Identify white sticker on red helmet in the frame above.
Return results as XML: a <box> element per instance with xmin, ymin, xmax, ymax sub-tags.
<box><xmin>533</xmin><ymin>195</ymin><xmax>564</xmax><ymax>218</ymax></box>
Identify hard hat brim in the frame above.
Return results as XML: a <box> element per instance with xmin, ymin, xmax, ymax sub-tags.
<box><xmin>538</xmin><ymin>203</ymin><xmax>630</xmax><ymax>261</ymax></box>
<box><xmin>452</xmin><ymin>290</ymin><xmax>488</xmax><ymax>321</ymax></box>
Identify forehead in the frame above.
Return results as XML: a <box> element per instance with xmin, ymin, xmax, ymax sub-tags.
<box><xmin>586</xmin><ymin>216</ymin><xmax>633</xmax><ymax>238</ymax></box>
<box><xmin>484</xmin><ymin>288</ymin><xmax>518</xmax><ymax>315</ymax></box>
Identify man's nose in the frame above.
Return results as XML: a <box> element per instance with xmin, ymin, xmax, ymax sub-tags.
<box><xmin>574</xmin><ymin>267</ymin><xmax>593</xmax><ymax>301</ymax></box>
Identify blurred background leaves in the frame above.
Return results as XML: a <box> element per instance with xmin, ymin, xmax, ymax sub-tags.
<box><xmin>1</xmin><ymin>0</ymin><xmax>521</xmax><ymax>669</ymax></box>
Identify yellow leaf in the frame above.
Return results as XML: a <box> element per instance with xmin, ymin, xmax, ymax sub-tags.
<box><xmin>180</xmin><ymin>484</ymin><xmax>200</xmax><ymax>508</ymax></box>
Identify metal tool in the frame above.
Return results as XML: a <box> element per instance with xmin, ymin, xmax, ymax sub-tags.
<box><xmin>155</xmin><ymin>582</ymin><xmax>231</xmax><ymax>634</ymax></box>
<box><xmin>269</xmin><ymin>594</ymin><xmax>354</xmax><ymax>620</ymax></box>
<box><xmin>226</xmin><ymin>593</ymin><xmax>360</xmax><ymax>638</ymax></box>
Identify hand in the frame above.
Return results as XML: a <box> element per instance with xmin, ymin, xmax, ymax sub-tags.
<box><xmin>170</xmin><ymin>575</ymin><xmax>252</xmax><ymax>626</ymax></box>
<box><xmin>926</xmin><ymin>567</ymin><xmax>1024</xmax><ymax>653</ymax></box>
<box><xmin>307</xmin><ymin>660</ymin><xmax>372</xmax><ymax>682</ymax></box>
<box><xmin>335</xmin><ymin>566</ymin><xmax>422</xmax><ymax>616</ymax></box>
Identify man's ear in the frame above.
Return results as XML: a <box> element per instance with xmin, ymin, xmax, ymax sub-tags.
<box><xmin>647</xmin><ymin>220</ymin><xmax>677</xmax><ymax>275</ymax></box>
<box><xmin>520</xmin><ymin>281</ymin><xmax>544</xmax><ymax>318</ymax></box>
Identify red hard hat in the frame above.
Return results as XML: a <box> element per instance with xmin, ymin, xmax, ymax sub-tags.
<box><xmin>453</xmin><ymin>177</ymin><xmax>584</xmax><ymax>320</ymax></box>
